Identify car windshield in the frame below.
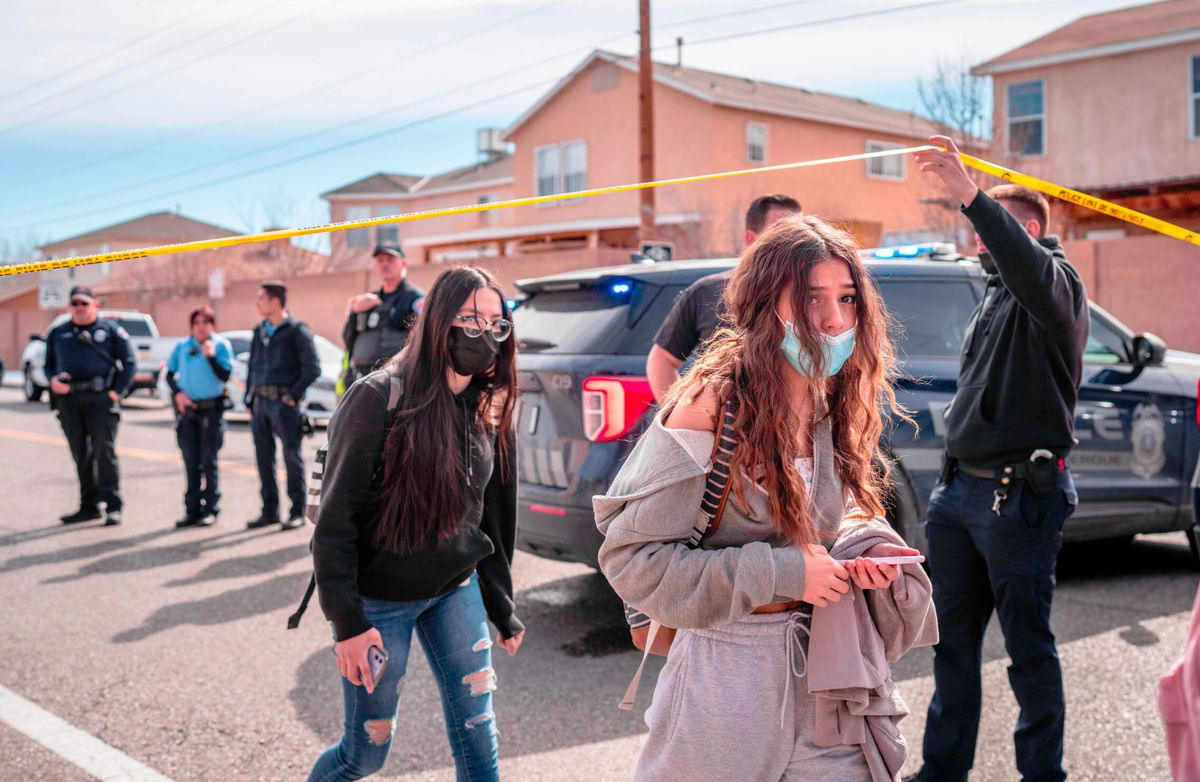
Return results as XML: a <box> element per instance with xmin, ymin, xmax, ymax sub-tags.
<box><xmin>513</xmin><ymin>280</ymin><xmax>681</xmax><ymax>355</ymax></box>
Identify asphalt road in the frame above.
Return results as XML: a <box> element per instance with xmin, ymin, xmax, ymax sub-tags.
<box><xmin>0</xmin><ymin>381</ymin><xmax>1195</xmax><ymax>781</ymax></box>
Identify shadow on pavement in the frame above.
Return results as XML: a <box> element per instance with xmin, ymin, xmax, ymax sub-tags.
<box><xmin>112</xmin><ymin>570</ymin><xmax>310</xmax><ymax>643</ymax></box>
<box><xmin>162</xmin><ymin>543</ymin><xmax>310</xmax><ymax>586</ymax></box>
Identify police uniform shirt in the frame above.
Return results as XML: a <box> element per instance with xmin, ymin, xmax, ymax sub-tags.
<box><xmin>167</xmin><ymin>335</ymin><xmax>233</xmax><ymax>400</ymax></box>
<box><xmin>44</xmin><ymin>318</ymin><xmax>135</xmax><ymax>393</ymax></box>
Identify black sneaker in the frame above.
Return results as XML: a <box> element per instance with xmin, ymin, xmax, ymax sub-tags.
<box><xmin>60</xmin><ymin>508</ymin><xmax>102</xmax><ymax>524</ymax></box>
<box><xmin>175</xmin><ymin>515</ymin><xmax>201</xmax><ymax>528</ymax></box>
<box><xmin>104</xmin><ymin>510</ymin><xmax>122</xmax><ymax>526</ymax></box>
<box><xmin>246</xmin><ymin>514</ymin><xmax>280</xmax><ymax>529</ymax></box>
<box><xmin>197</xmin><ymin>514</ymin><xmax>217</xmax><ymax>527</ymax></box>
<box><xmin>280</xmin><ymin>515</ymin><xmax>305</xmax><ymax>530</ymax></box>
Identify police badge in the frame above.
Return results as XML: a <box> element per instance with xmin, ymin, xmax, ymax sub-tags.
<box><xmin>1130</xmin><ymin>403</ymin><xmax>1166</xmax><ymax>479</ymax></box>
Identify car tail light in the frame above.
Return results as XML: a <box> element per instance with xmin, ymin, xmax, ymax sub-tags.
<box><xmin>581</xmin><ymin>376</ymin><xmax>654</xmax><ymax>442</ymax></box>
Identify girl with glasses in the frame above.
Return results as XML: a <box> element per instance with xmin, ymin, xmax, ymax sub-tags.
<box><xmin>307</xmin><ymin>266</ymin><xmax>523</xmax><ymax>782</ymax></box>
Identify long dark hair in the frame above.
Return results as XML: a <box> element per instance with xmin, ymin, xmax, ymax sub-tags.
<box><xmin>664</xmin><ymin>216</ymin><xmax>910</xmax><ymax>545</ymax></box>
<box><xmin>375</xmin><ymin>266</ymin><xmax>518</xmax><ymax>553</ymax></box>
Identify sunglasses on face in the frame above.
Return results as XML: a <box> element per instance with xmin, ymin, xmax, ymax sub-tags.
<box><xmin>69</xmin><ymin>300</ymin><xmax>90</xmax><ymax>307</ymax></box>
<box><xmin>453</xmin><ymin>314</ymin><xmax>513</xmax><ymax>342</ymax></box>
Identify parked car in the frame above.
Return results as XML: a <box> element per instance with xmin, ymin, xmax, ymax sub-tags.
<box><xmin>22</xmin><ymin>310</ymin><xmax>172</xmax><ymax>402</ymax></box>
<box><xmin>155</xmin><ymin>330</ymin><xmax>341</xmax><ymax>425</ymax></box>
<box><xmin>510</xmin><ymin>255</ymin><xmax>1200</xmax><ymax>567</ymax></box>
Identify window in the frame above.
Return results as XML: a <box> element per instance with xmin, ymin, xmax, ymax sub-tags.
<box><xmin>1084</xmin><ymin>311</ymin><xmax>1129</xmax><ymax>365</ymax></box>
<box><xmin>562</xmin><ymin>140</ymin><xmax>587</xmax><ymax>193</ymax></box>
<box><xmin>535</xmin><ymin>141</ymin><xmax>587</xmax><ymax>198</ymax></box>
<box><xmin>866</xmin><ymin>140</ymin><xmax>905</xmax><ymax>180</ymax></box>
<box><xmin>746</xmin><ymin>122</ymin><xmax>766</xmax><ymax>163</ymax></box>
<box><xmin>591</xmin><ymin>63</ymin><xmax>618</xmax><ymax>92</ymax></box>
<box><xmin>375</xmin><ymin>205</ymin><xmax>400</xmax><ymax>246</ymax></box>
<box><xmin>345</xmin><ymin>205</ymin><xmax>371</xmax><ymax>247</ymax></box>
<box><xmin>1191</xmin><ymin>55</ymin><xmax>1200</xmax><ymax>139</ymax></box>
<box><xmin>535</xmin><ymin>145</ymin><xmax>560</xmax><ymax>197</ymax></box>
<box><xmin>875</xmin><ymin>280</ymin><xmax>980</xmax><ymax>358</ymax></box>
<box><xmin>1007</xmin><ymin>79</ymin><xmax>1045</xmax><ymax>156</ymax></box>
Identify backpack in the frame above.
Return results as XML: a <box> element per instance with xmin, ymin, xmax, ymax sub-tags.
<box><xmin>618</xmin><ymin>397</ymin><xmax>738</xmax><ymax>709</ymax></box>
<box><xmin>286</xmin><ymin>373</ymin><xmax>404</xmax><ymax>630</ymax></box>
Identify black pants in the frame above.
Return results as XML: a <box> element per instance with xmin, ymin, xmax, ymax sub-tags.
<box><xmin>176</xmin><ymin>405</ymin><xmax>225</xmax><ymax>519</ymax></box>
<box><xmin>250</xmin><ymin>397</ymin><xmax>305</xmax><ymax>519</ymax></box>
<box><xmin>919</xmin><ymin>469</ymin><xmax>1077</xmax><ymax>782</ymax></box>
<box><xmin>56</xmin><ymin>391</ymin><xmax>121</xmax><ymax>512</ymax></box>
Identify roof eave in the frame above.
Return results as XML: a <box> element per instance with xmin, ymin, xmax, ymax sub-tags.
<box><xmin>973</xmin><ymin>26</ymin><xmax>1200</xmax><ymax>76</ymax></box>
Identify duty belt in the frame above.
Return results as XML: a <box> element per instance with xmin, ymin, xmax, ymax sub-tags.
<box><xmin>69</xmin><ymin>377</ymin><xmax>107</xmax><ymax>392</ymax></box>
<box><xmin>191</xmin><ymin>396</ymin><xmax>225</xmax><ymax>411</ymax></box>
<box><xmin>253</xmin><ymin>385</ymin><xmax>287</xmax><ymax>401</ymax></box>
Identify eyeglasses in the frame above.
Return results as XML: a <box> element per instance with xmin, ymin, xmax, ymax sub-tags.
<box><xmin>453</xmin><ymin>314</ymin><xmax>513</xmax><ymax>342</ymax></box>
<box><xmin>69</xmin><ymin>300</ymin><xmax>90</xmax><ymax>307</ymax></box>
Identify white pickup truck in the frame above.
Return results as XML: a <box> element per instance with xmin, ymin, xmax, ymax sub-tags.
<box><xmin>21</xmin><ymin>310</ymin><xmax>174</xmax><ymax>402</ymax></box>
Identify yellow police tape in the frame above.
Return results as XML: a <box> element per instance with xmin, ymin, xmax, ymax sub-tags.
<box><xmin>2</xmin><ymin>145</ymin><xmax>1194</xmax><ymax>278</ymax></box>
<box><xmin>959</xmin><ymin>153</ymin><xmax>1200</xmax><ymax>248</ymax></box>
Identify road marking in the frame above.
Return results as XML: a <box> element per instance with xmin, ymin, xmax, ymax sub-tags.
<box><xmin>0</xmin><ymin>427</ymin><xmax>271</xmax><ymax>478</ymax></box>
<box><xmin>0</xmin><ymin>684</ymin><xmax>175</xmax><ymax>782</ymax></box>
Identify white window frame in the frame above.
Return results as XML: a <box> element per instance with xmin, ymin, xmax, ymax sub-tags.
<box><xmin>1006</xmin><ymin>79</ymin><xmax>1046</xmax><ymax>157</ymax></box>
<box><xmin>534</xmin><ymin>144</ymin><xmax>561</xmax><ymax>198</ymax></box>
<box><xmin>562</xmin><ymin>139</ymin><xmax>587</xmax><ymax>195</ymax></box>
<box><xmin>746</xmin><ymin>121</ymin><xmax>767</xmax><ymax>163</ymax></box>
<box><xmin>534</xmin><ymin>140</ymin><xmax>587</xmax><ymax>203</ymax></box>
<box><xmin>1190</xmin><ymin>55</ymin><xmax>1200</xmax><ymax>140</ymax></box>
<box><xmin>345</xmin><ymin>205</ymin><xmax>371</xmax><ymax>247</ymax></box>
<box><xmin>865</xmin><ymin>140</ymin><xmax>906</xmax><ymax>181</ymax></box>
<box><xmin>374</xmin><ymin>204</ymin><xmax>401</xmax><ymax>246</ymax></box>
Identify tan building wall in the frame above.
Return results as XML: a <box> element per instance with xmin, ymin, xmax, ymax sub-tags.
<box><xmin>989</xmin><ymin>41</ymin><xmax>1200</xmax><ymax>189</ymax></box>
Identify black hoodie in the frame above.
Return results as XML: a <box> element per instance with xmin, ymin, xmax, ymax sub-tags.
<box><xmin>311</xmin><ymin>371</ymin><xmax>523</xmax><ymax>641</ymax></box>
<box><xmin>942</xmin><ymin>191</ymin><xmax>1090</xmax><ymax>468</ymax></box>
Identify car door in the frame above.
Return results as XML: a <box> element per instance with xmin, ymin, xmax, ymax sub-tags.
<box><xmin>1069</xmin><ymin>305</ymin><xmax>1191</xmax><ymax>539</ymax></box>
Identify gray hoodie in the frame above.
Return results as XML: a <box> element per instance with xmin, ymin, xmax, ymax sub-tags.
<box><xmin>595</xmin><ymin>413</ymin><xmax>848</xmax><ymax>628</ymax></box>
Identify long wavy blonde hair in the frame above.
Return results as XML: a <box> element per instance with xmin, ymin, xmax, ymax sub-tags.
<box><xmin>664</xmin><ymin>215</ymin><xmax>910</xmax><ymax>545</ymax></box>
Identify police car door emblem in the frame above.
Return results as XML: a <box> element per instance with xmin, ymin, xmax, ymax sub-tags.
<box><xmin>94</xmin><ymin>329</ymin><xmax>107</xmax><ymax>343</ymax></box>
<box><xmin>1130</xmin><ymin>403</ymin><xmax>1166</xmax><ymax>478</ymax></box>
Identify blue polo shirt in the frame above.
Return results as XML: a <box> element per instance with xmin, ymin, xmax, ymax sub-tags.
<box><xmin>167</xmin><ymin>335</ymin><xmax>233</xmax><ymax>400</ymax></box>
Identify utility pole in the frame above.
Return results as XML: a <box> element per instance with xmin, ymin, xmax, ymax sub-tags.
<box><xmin>638</xmin><ymin>0</ymin><xmax>655</xmax><ymax>243</ymax></box>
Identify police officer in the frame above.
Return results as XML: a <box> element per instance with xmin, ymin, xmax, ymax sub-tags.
<box><xmin>165</xmin><ymin>306</ymin><xmax>233</xmax><ymax>528</ymax></box>
<box><xmin>45</xmin><ymin>286</ymin><xmax>134</xmax><ymax>526</ymax></box>
<box><xmin>907</xmin><ymin>137</ymin><xmax>1090</xmax><ymax>782</ymax></box>
<box><xmin>342</xmin><ymin>244</ymin><xmax>424</xmax><ymax>384</ymax></box>
<box><xmin>246</xmin><ymin>281</ymin><xmax>321</xmax><ymax>531</ymax></box>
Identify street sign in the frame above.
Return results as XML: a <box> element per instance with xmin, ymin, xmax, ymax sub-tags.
<box><xmin>208</xmin><ymin>268</ymin><xmax>225</xmax><ymax>300</ymax></box>
<box><xmin>639</xmin><ymin>241</ymin><xmax>674</xmax><ymax>262</ymax></box>
<box><xmin>38</xmin><ymin>276</ymin><xmax>66</xmax><ymax>310</ymax></box>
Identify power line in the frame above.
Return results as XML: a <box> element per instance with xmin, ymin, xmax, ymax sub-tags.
<box><xmin>662</xmin><ymin>0</ymin><xmax>967</xmax><ymax>49</ymax></box>
<box><xmin>10</xmin><ymin>76</ymin><xmax>560</xmax><ymax>231</ymax></box>
<box><xmin>0</xmin><ymin>0</ymin><xmax>240</xmax><ymax>104</ymax></box>
<box><xmin>6</xmin><ymin>29</ymin><xmax>632</xmax><ymax>220</ymax></box>
<box><xmin>654</xmin><ymin>0</ymin><xmax>825</xmax><ymax>31</ymax></box>
<box><xmin>13</xmin><ymin>0</ymin><xmax>576</xmax><ymax>189</ymax></box>
<box><xmin>0</xmin><ymin>0</ymin><xmax>303</xmax><ymax>135</ymax></box>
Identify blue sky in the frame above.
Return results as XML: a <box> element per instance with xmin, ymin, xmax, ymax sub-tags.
<box><xmin>0</xmin><ymin>0</ymin><xmax>1140</xmax><ymax>259</ymax></box>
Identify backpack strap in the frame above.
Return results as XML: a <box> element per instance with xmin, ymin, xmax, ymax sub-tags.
<box><xmin>288</xmin><ymin>372</ymin><xmax>404</xmax><ymax>631</ymax></box>
<box><xmin>618</xmin><ymin>396</ymin><xmax>739</xmax><ymax>710</ymax></box>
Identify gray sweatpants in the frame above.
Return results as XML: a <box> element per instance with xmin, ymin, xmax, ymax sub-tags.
<box><xmin>636</xmin><ymin>610</ymin><xmax>872</xmax><ymax>782</ymax></box>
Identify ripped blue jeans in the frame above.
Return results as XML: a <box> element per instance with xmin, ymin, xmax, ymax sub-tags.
<box><xmin>308</xmin><ymin>573</ymin><xmax>499</xmax><ymax>782</ymax></box>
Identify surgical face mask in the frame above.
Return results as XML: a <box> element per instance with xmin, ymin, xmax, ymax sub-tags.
<box><xmin>779</xmin><ymin>319</ymin><xmax>856</xmax><ymax>377</ymax></box>
<box><xmin>448</xmin><ymin>325</ymin><xmax>499</xmax><ymax>376</ymax></box>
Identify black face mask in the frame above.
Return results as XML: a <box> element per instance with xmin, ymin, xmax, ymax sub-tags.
<box><xmin>448</xmin><ymin>326</ymin><xmax>499</xmax><ymax>376</ymax></box>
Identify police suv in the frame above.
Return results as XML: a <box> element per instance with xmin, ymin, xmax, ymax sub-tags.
<box><xmin>510</xmin><ymin>248</ymin><xmax>1200</xmax><ymax>566</ymax></box>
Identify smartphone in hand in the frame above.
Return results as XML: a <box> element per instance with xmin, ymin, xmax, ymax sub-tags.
<box><xmin>366</xmin><ymin>645</ymin><xmax>388</xmax><ymax>688</ymax></box>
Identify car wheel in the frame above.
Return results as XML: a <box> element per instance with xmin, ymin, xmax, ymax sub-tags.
<box><xmin>23</xmin><ymin>365</ymin><xmax>44</xmax><ymax>402</ymax></box>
